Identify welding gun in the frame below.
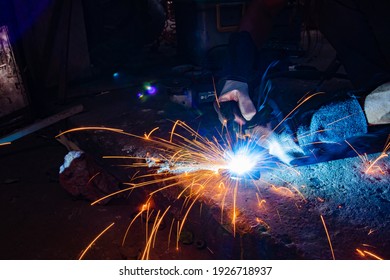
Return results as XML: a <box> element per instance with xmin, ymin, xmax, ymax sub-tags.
<box><xmin>217</xmin><ymin>100</ymin><xmax>272</xmax><ymax>141</ymax></box>
<box><xmin>217</xmin><ymin>101</ymin><xmax>264</xmax><ymax>180</ymax></box>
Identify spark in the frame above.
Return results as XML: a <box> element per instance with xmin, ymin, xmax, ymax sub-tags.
<box><xmin>232</xmin><ymin>182</ymin><xmax>238</xmax><ymax>236</ymax></box>
<box><xmin>90</xmin><ymin>184</ymin><xmax>136</xmax><ymax>205</ymax></box>
<box><xmin>87</xmin><ymin>172</ymin><xmax>101</xmax><ymax>185</ymax></box>
<box><xmin>78</xmin><ymin>222</ymin><xmax>115</xmax><ymax>260</ymax></box>
<box><xmin>363</xmin><ymin>250</ymin><xmax>383</xmax><ymax>260</ymax></box>
<box><xmin>365</xmin><ymin>136</ymin><xmax>390</xmax><ymax>174</ymax></box>
<box><xmin>56</xmin><ymin>127</ymin><xmax>125</xmax><ymax>138</ymax></box>
<box><xmin>326</xmin><ymin>112</ymin><xmax>358</xmax><ymax>127</ymax></box>
<box><xmin>271</xmin><ymin>185</ymin><xmax>294</xmax><ymax>197</ymax></box>
<box><xmin>267</xmin><ymin>174</ymin><xmax>306</xmax><ymax>201</ymax></box>
<box><xmin>144</xmin><ymin>127</ymin><xmax>160</xmax><ymax>139</ymax></box>
<box><xmin>121</xmin><ymin>204</ymin><xmax>149</xmax><ymax>246</ymax></box>
<box><xmin>356</xmin><ymin>248</ymin><xmax>384</xmax><ymax>260</ymax></box>
<box><xmin>168</xmin><ymin>218</ymin><xmax>175</xmax><ymax>250</ymax></box>
<box><xmin>141</xmin><ymin>206</ymin><xmax>171</xmax><ymax>260</ymax></box>
<box><xmin>178</xmin><ymin>193</ymin><xmax>202</xmax><ymax>239</ymax></box>
<box><xmin>345</xmin><ymin>140</ymin><xmax>366</xmax><ymax>162</ymax></box>
<box><xmin>356</xmin><ymin>248</ymin><xmax>365</xmax><ymax>257</ymax></box>
<box><xmin>176</xmin><ymin>220</ymin><xmax>180</xmax><ymax>251</ymax></box>
<box><xmin>345</xmin><ymin>136</ymin><xmax>389</xmax><ymax>175</ymax></box>
<box><xmin>169</xmin><ymin>120</ymin><xmax>181</xmax><ymax>143</ymax></box>
<box><xmin>0</xmin><ymin>142</ymin><xmax>11</xmax><ymax>146</ymax></box>
<box><xmin>271</xmin><ymin>92</ymin><xmax>325</xmax><ymax>135</ymax></box>
<box><xmin>256</xmin><ymin>193</ymin><xmax>266</xmax><ymax>209</ymax></box>
<box><xmin>320</xmin><ymin>215</ymin><xmax>335</xmax><ymax>260</ymax></box>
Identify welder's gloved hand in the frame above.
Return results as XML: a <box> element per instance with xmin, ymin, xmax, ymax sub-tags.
<box><xmin>297</xmin><ymin>97</ymin><xmax>368</xmax><ymax>151</ymax></box>
<box><xmin>216</xmin><ymin>80</ymin><xmax>257</xmax><ymax>125</ymax></box>
<box><xmin>247</xmin><ymin>125</ymin><xmax>305</xmax><ymax>165</ymax></box>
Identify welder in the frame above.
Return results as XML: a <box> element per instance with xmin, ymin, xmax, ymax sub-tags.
<box><xmin>214</xmin><ymin>0</ymin><xmax>390</xmax><ymax>164</ymax></box>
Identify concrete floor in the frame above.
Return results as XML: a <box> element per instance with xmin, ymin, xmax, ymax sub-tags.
<box><xmin>1</xmin><ymin>35</ymin><xmax>389</xmax><ymax>260</ymax></box>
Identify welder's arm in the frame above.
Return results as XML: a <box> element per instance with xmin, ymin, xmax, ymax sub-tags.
<box><xmin>217</xmin><ymin>0</ymin><xmax>287</xmax><ymax>125</ymax></box>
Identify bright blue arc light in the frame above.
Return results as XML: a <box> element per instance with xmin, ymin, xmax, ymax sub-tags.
<box><xmin>225</xmin><ymin>149</ymin><xmax>257</xmax><ymax>176</ymax></box>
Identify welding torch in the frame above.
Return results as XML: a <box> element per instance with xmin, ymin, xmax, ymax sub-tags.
<box><xmin>216</xmin><ymin>100</ymin><xmax>265</xmax><ymax>179</ymax></box>
<box><xmin>217</xmin><ymin>100</ymin><xmax>266</xmax><ymax>143</ymax></box>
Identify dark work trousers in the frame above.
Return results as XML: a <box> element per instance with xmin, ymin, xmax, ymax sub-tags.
<box><xmin>317</xmin><ymin>0</ymin><xmax>390</xmax><ymax>90</ymax></box>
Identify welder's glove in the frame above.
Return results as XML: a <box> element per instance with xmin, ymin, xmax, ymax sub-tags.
<box><xmin>215</xmin><ymin>80</ymin><xmax>257</xmax><ymax>125</ymax></box>
<box><xmin>247</xmin><ymin>125</ymin><xmax>305</xmax><ymax>165</ymax></box>
<box><xmin>297</xmin><ymin>97</ymin><xmax>368</xmax><ymax>151</ymax></box>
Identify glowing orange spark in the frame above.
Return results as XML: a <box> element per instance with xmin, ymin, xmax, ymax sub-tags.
<box><xmin>169</xmin><ymin>120</ymin><xmax>181</xmax><ymax>143</ymax></box>
<box><xmin>345</xmin><ymin>137</ymin><xmax>389</xmax><ymax>175</ymax></box>
<box><xmin>365</xmin><ymin>153</ymin><xmax>388</xmax><ymax>174</ymax></box>
<box><xmin>78</xmin><ymin>222</ymin><xmax>115</xmax><ymax>260</ymax></box>
<box><xmin>320</xmin><ymin>215</ymin><xmax>335</xmax><ymax>260</ymax></box>
<box><xmin>168</xmin><ymin>218</ymin><xmax>175</xmax><ymax>250</ymax></box>
<box><xmin>220</xmin><ymin>187</ymin><xmax>229</xmax><ymax>224</ymax></box>
<box><xmin>356</xmin><ymin>248</ymin><xmax>365</xmax><ymax>257</ymax></box>
<box><xmin>56</xmin><ymin>127</ymin><xmax>124</xmax><ymax>138</ymax></box>
<box><xmin>271</xmin><ymin>92</ymin><xmax>325</xmax><ymax>135</ymax></box>
<box><xmin>270</xmin><ymin>185</ymin><xmax>294</xmax><ymax>197</ymax></box>
<box><xmin>362</xmin><ymin>243</ymin><xmax>376</xmax><ymax>248</ymax></box>
<box><xmin>144</xmin><ymin>127</ymin><xmax>160</xmax><ymax>140</ymax></box>
<box><xmin>256</xmin><ymin>193</ymin><xmax>266</xmax><ymax>209</ymax></box>
<box><xmin>87</xmin><ymin>172</ymin><xmax>101</xmax><ymax>185</ymax></box>
<box><xmin>178</xmin><ymin>193</ymin><xmax>202</xmax><ymax>239</ymax></box>
<box><xmin>90</xmin><ymin>184</ymin><xmax>136</xmax><ymax>205</ymax></box>
<box><xmin>121</xmin><ymin>204</ymin><xmax>149</xmax><ymax>246</ymax></box>
<box><xmin>232</xmin><ymin>182</ymin><xmax>238</xmax><ymax>236</ymax></box>
<box><xmin>363</xmin><ymin>250</ymin><xmax>383</xmax><ymax>260</ymax></box>
<box><xmin>326</xmin><ymin>113</ymin><xmax>358</xmax><ymax>127</ymax></box>
<box><xmin>345</xmin><ymin>140</ymin><xmax>367</xmax><ymax>163</ymax></box>
<box><xmin>176</xmin><ymin>220</ymin><xmax>180</xmax><ymax>251</ymax></box>
<box><xmin>103</xmin><ymin>155</ymin><xmax>145</xmax><ymax>160</ymax></box>
<box><xmin>142</xmin><ymin>209</ymin><xmax>161</xmax><ymax>260</ymax></box>
<box><xmin>0</xmin><ymin>142</ymin><xmax>11</xmax><ymax>146</ymax></box>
